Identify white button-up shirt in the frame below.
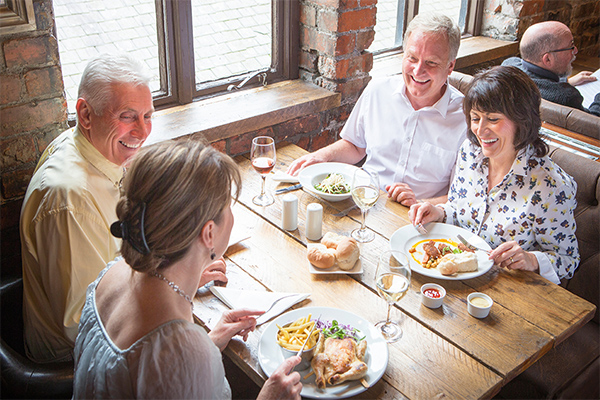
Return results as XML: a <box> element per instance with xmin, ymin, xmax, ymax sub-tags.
<box><xmin>341</xmin><ymin>75</ymin><xmax>468</xmax><ymax>199</ymax></box>
<box><xmin>21</xmin><ymin>127</ymin><xmax>122</xmax><ymax>362</ymax></box>
<box><xmin>441</xmin><ymin>141</ymin><xmax>579</xmax><ymax>284</ymax></box>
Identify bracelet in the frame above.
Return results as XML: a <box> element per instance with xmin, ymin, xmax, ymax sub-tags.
<box><xmin>437</xmin><ymin>206</ymin><xmax>447</xmax><ymax>223</ymax></box>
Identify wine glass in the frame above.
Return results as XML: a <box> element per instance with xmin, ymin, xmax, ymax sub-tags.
<box><xmin>375</xmin><ymin>251</ymin><xmax>411</xmax><ymax>343</ymax></box>
<box><xmin>251</xmin><ymin>136</ymin><xmax>276</xmax><ymax>206</ymax></box>
<box><xmin>350</xmin><ymin>168</ymin><xmax>380</xmax><ymax>242</ymax></box>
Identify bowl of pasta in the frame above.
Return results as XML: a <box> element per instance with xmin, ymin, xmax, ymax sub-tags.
<box><xmin>298</xmin><ymin>162</ymin><xmax>359</xmax><ymax>202</ymax></box>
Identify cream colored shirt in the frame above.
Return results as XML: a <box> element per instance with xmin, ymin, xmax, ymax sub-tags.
<box><xmin>20</xmin><ymin>127</ymin><xmax>122</xmax><ymax>363</ymax></box>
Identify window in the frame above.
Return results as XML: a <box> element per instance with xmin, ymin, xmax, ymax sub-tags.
<box><xmin>53</xmin><ymin>0</ymin><xmax>298</xmax><ymax>114</ymax></box>
<box><xmin>370</xmin><ymin>0</ymin><xmax>483</xmax><ymax>55</ymax></box>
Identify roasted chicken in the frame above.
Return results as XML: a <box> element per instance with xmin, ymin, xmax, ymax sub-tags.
<box><xmin>310</xmin><ymin>333</ymin><xmax>368</xmax><ymax>389</ymax></box>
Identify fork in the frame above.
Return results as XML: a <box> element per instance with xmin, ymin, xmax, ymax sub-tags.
<box><xmin>415</xmin><ymin>223</ymin><xmax>427</xmax><ymax>235</ymax></box>
<box><xmin>333</xmin><ymin>204</ymin><xmax>357</xmax><ymax>217</ymax></box>
<box><xmin>457</xmin><ymin>234</ymin><xmax>491</xmax><ymax>254</ymax></box>
<box><xmin>262</xmin><ymin>294</ymin><xmax>298</xmax><ymax>314</ymax></box>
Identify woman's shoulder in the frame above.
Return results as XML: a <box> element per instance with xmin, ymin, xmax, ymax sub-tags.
<box><xmin>527</xmin><ymin>152</ymin><xmax>577</xmax><ymax>193</ymax></box>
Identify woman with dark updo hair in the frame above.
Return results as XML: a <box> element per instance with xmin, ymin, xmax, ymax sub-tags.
<box><xmin>410</xmin><ymin>66</ymin><xmax>579</xmax><ymax>284</ymax></box>
<box><xmin>73</xmin><ymin>140</ymin><xmax>302</xmax><ymax>399</ymax></box>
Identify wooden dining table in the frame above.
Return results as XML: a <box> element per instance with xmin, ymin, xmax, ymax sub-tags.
<box><xmin>193</xmin><ymin>142</ymin><xmax>596</xmax><ymax>399</ymax></box>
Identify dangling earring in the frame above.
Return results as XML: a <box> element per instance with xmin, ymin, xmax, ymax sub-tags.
<box><xmin>210</xmin><ymin>248</ymin><xmax>216</xmax><ymax>260</ymax></box>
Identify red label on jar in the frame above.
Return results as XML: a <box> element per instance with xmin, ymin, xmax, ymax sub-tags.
<box><xmin>423</xmin><ymin>288</ymin><xmax>441</xmax><ymax>298</ymax></box>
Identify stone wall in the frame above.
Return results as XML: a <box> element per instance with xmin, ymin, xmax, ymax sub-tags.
<box><xmin>481</xmin><ymin>0</ymin><xmax>599</xmax><ymax>56</ymax></box>
<box><xmin>0</xmin><ymin>0</ymin><xmax>68</xmax><ymax>274</ymax></box>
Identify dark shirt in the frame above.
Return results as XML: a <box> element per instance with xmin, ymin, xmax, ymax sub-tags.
<box><xmin>502</xmin><ymin>57</ymin><xmax>600</xmax><ymax>117</ymax></box>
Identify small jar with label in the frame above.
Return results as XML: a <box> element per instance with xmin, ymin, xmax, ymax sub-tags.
<box><xmin>306</xmin><ymin>203</ymin><xmax>323</xmax><ymax>241</ymax></box>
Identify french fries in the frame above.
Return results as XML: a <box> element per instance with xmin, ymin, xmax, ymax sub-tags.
<box><xmin>276</xmin><ymin>314</ymin><xmax>320</xmax><ymax>351</ymax></box>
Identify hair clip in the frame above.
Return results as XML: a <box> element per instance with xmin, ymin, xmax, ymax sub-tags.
<box><xmin>109</xmin><ymin>202</ymin><xmax>151</xmax><ymax>255</ymax></box>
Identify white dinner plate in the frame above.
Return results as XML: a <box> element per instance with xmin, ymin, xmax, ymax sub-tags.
<box><xmin>298</xmin><ymin>163</ymin><xmax>358</xmax><ymax>202</ymax></box>
<box><xmin>389</xmin><ymin>223</ymin><xmax>493</xmax><ymax>280</ymax></box>
<box><xmin>258</xmin><ymin>306</ymin><xmax>388</xmax><ymax>399</ymax></box>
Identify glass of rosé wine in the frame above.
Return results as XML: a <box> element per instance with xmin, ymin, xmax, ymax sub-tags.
<box><xmin>251</xmin><ymin>136</ymin><xmax>276</xmax><ymax>206</ymax></box>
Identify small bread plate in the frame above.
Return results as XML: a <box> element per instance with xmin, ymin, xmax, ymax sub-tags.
<box><xmin>298</xmin><ymin>162</ymin><xmax>358</xmax><ymax>202</ymax></box>
<box><xmin>258</xmin><ymin>306</ymin><xmax>388</xmax><ymax>399</ymax></box>
<box><xmin>389</xmin><ymin>223</ymin><xmax>493</xmax><ymax>280</ymax></box>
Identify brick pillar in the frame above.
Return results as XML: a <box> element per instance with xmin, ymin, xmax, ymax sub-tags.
<box><xmin>0</xmin><ymin>0</ymin><xmax>68</xmax><ymax>272</ymax></box>
<box><xmin>299</xmin><ymin>0</ymin><xmax>376</xmax><ymax>105</ymax></box>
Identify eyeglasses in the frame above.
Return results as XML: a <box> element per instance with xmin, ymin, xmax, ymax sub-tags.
<box><xmin>547</xmin><ymin>46</ymin><xmax>575</xmax><ymax>54</ymax></box>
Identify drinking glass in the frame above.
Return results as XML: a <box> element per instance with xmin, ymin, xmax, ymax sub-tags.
<box><xmin>350</xmin><ymin>168</ymin><xmax>380</xmax><ymax>242</ymax></box>
<box><xmin>251</xmin><ymin>136</ymin><xmax>276</xmax><ymax>206</ymax></box>
<box><xmin>375</xmin><ymin>251</ymin><xmax>411</xmax><ymax>343</ymax></box>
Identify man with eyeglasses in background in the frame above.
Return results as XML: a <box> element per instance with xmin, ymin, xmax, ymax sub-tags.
<box><xmin>502</xmin><ymin>20</ymin><xmax>600</xmax><ymax>116</ymax></box>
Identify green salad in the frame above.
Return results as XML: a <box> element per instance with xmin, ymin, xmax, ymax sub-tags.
<box><xmin>314</xmin><ymin>173</ymin><xmax>350</xmax><ymax>194</ymax></box>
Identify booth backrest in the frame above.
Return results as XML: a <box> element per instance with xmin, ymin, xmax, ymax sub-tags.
<box><xmin>449</xmin><ymin>71</ymin><xmax>600</xmax><ymax>140</ymax></box>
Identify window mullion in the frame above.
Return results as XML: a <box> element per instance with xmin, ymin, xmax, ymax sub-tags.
<box><xmin>171</xmin><ymin>0</ymin><xmax>195</xmax><ymax>104</ymax></box>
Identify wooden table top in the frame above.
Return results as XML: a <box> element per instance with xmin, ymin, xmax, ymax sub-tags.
<box><xmin>193</xmin><ymin>142</ymin><xmax>596</xmax><ymax>399</ymax></box>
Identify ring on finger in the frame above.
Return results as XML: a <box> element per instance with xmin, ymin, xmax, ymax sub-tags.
<box><xmin>509</xmin><ymin>256</ymin><xmax>514</xmax><ymax>264</ymax></box>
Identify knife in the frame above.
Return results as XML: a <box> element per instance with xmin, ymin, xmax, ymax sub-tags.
<box><xmin>275</xmin><ymin>183</ymin><xmax>302</xmax><ymax>195</ymax></box>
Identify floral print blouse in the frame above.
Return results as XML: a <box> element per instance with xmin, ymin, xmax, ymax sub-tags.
<box><xmin>440</xmin><ymin>140</ymin><xmax>579</xmax><ymax>284</ymax></box>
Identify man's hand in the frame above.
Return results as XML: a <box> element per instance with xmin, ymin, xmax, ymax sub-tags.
<box><xmin>568</xmin><ymin>71</ymin><xmax>597</xmax><ymax>86</ymax></box>
<box><xmin>198</xmin><ymin>258</ymin><xmax>227</xmax><ymax>288</ymax></box>
<box><xmin>286</xmin><ymin>152</ymin><xmax>328</xmax><ymax>176</ymax></box>
<box><xmin>386</xmin><ymin>183</ymin><xmax>417</xmax><ymax>206</ymax></box>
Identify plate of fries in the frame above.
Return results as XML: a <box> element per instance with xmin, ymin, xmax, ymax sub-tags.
<box><xmin>258</xmin><ymin>307</ymin><xmax>388</xmax><ymax>399</ymax></box>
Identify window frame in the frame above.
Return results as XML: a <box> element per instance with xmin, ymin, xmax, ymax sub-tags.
<box><xmin>152</xmin><ymin>0</ymin><xmax>299</xmax><ymax>109</ymax></box>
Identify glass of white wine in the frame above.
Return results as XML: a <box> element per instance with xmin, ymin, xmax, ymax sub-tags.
<box><xmin>375</xmin><ymin>251</ymin><xmax>411</xmax><ymax>343</ymax></box>
<box><xmin>251</xmin><ymin>136</ymin><xmax>276</xmax><ymax>206</ymax></box>
<box><xmin>350</xmin><ymin>168</ymin><xmax>379</xmax><ymax>243</ymax></box>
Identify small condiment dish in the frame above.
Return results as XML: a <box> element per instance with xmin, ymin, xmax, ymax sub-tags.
<box><xmin>277</xmin><ymin>323</ymin><xmax>318</xmax><ymax>371</ymax></box>
<box><xmin>467</xmin><ymin>292</ymin><xmax>493</xmax><ymax>318</ymax></box>
<box><xmin>420</xmin><ymin>283</ymin><xmax>446</xmax><ymax>309</ymax></box>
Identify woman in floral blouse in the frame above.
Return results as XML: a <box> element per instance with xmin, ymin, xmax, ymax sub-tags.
<box><xmin>410</xmin><ymin>66</ymin><xmax>579</xmax><ymax>284</ymax></box>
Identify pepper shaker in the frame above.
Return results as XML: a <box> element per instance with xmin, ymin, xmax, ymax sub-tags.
<box><xmin>306</xmin><ymin>203</ymin><xmax>323</xmax><ymax>240</ymax></box>
<box><xmin>281</xmin><ymin>193</ymin><xmax>298</xmax><ymax>231</ymax></box>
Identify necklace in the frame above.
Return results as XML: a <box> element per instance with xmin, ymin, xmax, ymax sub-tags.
<box><xmin>150</xmin><ymin>271</ymin><xmax>194</xmax><ymax>310</ymax></box>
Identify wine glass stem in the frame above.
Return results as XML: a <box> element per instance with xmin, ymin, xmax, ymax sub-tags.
<box><xmin>386</xmin><ymin>303</ymin><xmax>392</xmax><ymax>323</ymax></box>
<box><xmin>360</xmin><ymin>209</ymin><xmax>366</xmax><ymax>231</ymax></box>
<box><xmin>260</xmin><ymin>175</ymin><xmax>266</xmax><ymax>196</ymax></box>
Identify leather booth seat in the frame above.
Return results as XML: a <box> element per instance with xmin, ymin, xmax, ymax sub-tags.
<box><xmin>449</xmin><ymin>71</ymin><xmax>600</xmax><ymax>399</ymax></box>
<box><xmin>0</xmin><ymin>278</ymin><xmax>74</xmax><ymax>399</ymax></box>
<box><xmin>450</xmin><ymin>71</ymin><xmax>600</xmax><ymax>141</ymax></box>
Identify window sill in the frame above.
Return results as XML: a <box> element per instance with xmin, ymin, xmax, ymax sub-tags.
<box><xmin>147</xmin><ymin>80</ymin><xmax>341</xmax><ymax>146</ymax></box>
<box><xmin>370</xmin><ymin>36</ymin><xmax>518</xmax><ymax>78</ymax></box>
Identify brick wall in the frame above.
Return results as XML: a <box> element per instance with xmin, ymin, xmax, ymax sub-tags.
<box><xmin>0</xmin><ymin>0</ymin><xmax>68</xmax><ymax>275</ymax></box>
<box><xmin>482</xmin><ymin>0</ymin><xmax>599</xmax><ymax>56</ymax></box>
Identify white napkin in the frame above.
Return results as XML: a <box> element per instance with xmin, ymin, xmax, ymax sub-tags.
<box><xmin>227</xmin><ymin>229</ymin><xmax>251</xmax><ymax>248</ymax></box>
<box><xmin>271</xmin><ymin>171</ymin><xmax>299</xmax><ymax>183</ymax></box>
<box><xmin>209</xmin><ymin>287</ymin><xmax>309</xmax><ymax>325</ymax></box>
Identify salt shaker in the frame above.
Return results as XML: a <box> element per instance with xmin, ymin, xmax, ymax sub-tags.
<box><xmin>306</xmin><ymin>203</ymin><xmax>323</xmax><ymax>240</ymax></box>
<box><xmin>281</xmin><ymin>193</ymin><xmax>298</xmax><ymax>231</ymax></box>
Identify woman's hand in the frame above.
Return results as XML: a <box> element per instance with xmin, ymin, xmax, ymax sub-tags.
<box><xmin>208</xmin><ymin>309</ymin><xmax>263</xmax><ymax>351</ymax></box>
<box><xmin>408</xmin><ymin>202</ymin><xmax>445</xmax><ymax>226</ymax></box>
<box><xmin>386</xmin><ymin>183</ymin><xmax>417</xmax><ymax>206</ymax></box>
<box><xmin>198</xmin><ymin>258</ymin><xmax>228</xmax><ymax>288</ymax></box>
<box><xmin>257</xmin><ymin>356</ymin><xmax>303</xmax><ymax>400</ymax></box>
<box><xmin>489</xmin><ymin>241</ymin><xmax>539</xmax><ymax>273</ymax></box>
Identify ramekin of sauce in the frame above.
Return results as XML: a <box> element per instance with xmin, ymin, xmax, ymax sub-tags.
<box><xmin>421</xmin><ymin>283</ymin><xmax>446</xmax><ymax>309</ymax></box>
<box><xmin>467</xmin><ymin>292</ymin><xmax>493</xmax><ymax>318</ymax></box>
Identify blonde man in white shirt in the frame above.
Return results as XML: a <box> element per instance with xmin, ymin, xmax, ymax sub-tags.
<box><xmin>287</xmin><ymin>14</ymin><xmax>468</xmax><ymax>206</ymax></box>
<box><xmin>20</xmin><ymin>55</ymin><xmax>229</xmax><ymax>363</ymax></box>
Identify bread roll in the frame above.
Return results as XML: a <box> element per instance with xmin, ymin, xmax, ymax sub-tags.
<box><xmin>321</xmin><ymin>232</ymin><xmax>343</xmax><ymax>249</ymax></box>
<box><xmin>307</xmin><ymin>244</ymin><xmax>337</xmax><ymax>269</ymax></box>
<box><xmin>437</xmin><ymin>252</ymin><xmax>478</xmax><ymax>276</ymax></box>
<box><xmin>335</xmin><ymin>237</ymin><xmax>360</xmax><ymax>270</ymax></box>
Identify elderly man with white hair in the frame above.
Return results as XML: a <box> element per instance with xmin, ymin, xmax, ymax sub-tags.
<box><xmin>288</xmin><ymin>13</ymin><xmax>468</xmax><ymax>206</ymax></box>
<box><xmin>502</xmin><ymin>20</ymin><xmax>600</xmax><ymax>116</ymax></box>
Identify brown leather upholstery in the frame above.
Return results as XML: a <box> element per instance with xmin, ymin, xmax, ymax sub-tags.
<box><xmin>449</xmin><ymin>71</ymin><xmax>600</xmax><ymax>141</ymax></box>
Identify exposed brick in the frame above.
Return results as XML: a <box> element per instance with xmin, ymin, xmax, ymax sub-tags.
<box><xmin>4</xmin><ymin>36</ymin><xmax>58</xmax><ymax>69</ymax></box>
<box><xmin>321</xmin><ymin>76</ymin><xmax>370</xmax><ymax>102</ymax></box>
<box><xmin>338</xmin><ymin>8</ymin><xmax>376</xmax><ymax>33</ymax></box>
<box><xmin>356</xmin><ymin>30</ymin><xmax>375</xmax><ymax>51</ymax></box>
<box><xmin>24</xmin><ymin>66</ymin><xmax>64</xmax><ymax>98</ymax></box>
<box><xmin>308</xmin><ymin>0</ymin><xmax>340</xmax><ymax>8</ymax></box>
<box><xmin>210</xmin><ymin>139</ymin><xmax>227</xmax><ymax>154</ymax></box>
<box><xmin>1</xmin><ymin>136</ymin><xmax>37</xmax><ymax>169</ymax></box>
<box><xmin>519</xmin><ymin>1</ymin><xmax>545</xmax><ymax>18</ymax></box>
<box><xmin>0</xmin><ymin>75</ymin><xmax>22</xmax><ymax>104</ymax></box>
<box><xmin>35</xmin><ymin>128</ymin><xmax>63</xmax><ymax>153</ymax></box>
<box><xmin>317</xmin><ymin>9</ymin><xmax>338</xmax><ymax>32</ymax></box>
<box><xmin>301</xmin><ymin>26</ymin><xmax>335</xmax><ymax>55</ymax></box>
<box><xmin>334</xmin><ymin>33</ymin><xmax>356</xmax><ymax>56</ymax></box>
<box><xmin>229</xmin><ymin>127</ymin><xmax>274</xmax><ymax>156</ymax></box>
<box><xmin>294</xmin><ymin>135</ymin><xmax>310</xmax><ymax>151</ymax></box>
<box><xmin>318</xmin><ymin>52</ymin><xmax>372</xmax><ymax>80</ymax></box>
<box><xmin>339</xmin><ymin>0</ymin><xmax>359</xmax><ymax>9</ymax></box>
<box><xmin>300</xmin><ymin>4</ymin><xmax>317</xmax><ymax>27</ymax></box>
<box><xmin>2</xmin><ymin>167</ymin><xmax>34</xmax><ymax>199</ymax></box>
<box><xmin>1</xmin><ymin>98</ymin><xmax>67</xmax><ymax>136</ymax></box>
<box><xmin>310</xmin><ymin>128</ymin><xmax>337</xmax><ymax>150</ymax></box>
<box><xmin>358</xmin><ymin>0</ymin><xmax>376</xmax><ymax>6</ymax></box>
<box><xmin>299</xmin><ymin>50</ymin><xmax>319</xmax><ymax>72</ymax></box>
<box><xmin>275</xmin><ymin>115</ymin><xmax>321</xmax><ymax>142</ymax></box>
